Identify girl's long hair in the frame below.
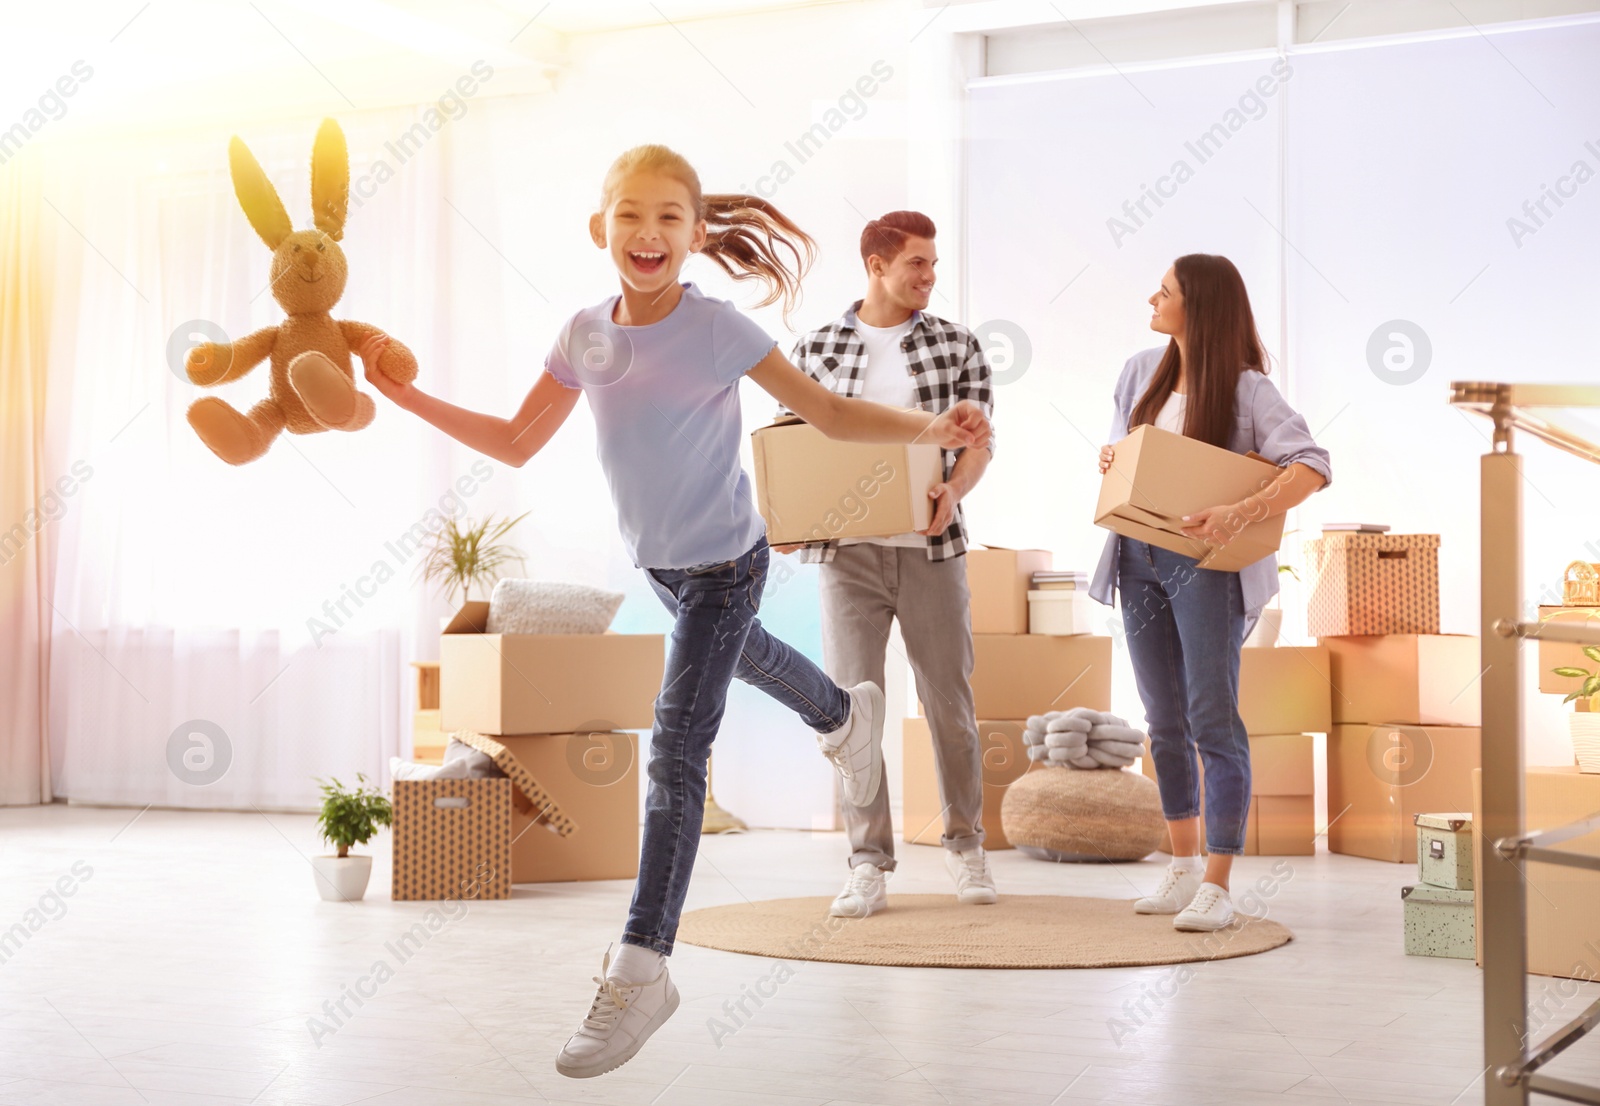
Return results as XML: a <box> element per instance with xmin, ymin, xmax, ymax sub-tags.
<box><xmin>1129</xmin><ymin>253</ymin><xmax>1270</xmax><ymax>449</ymax></box>
<box><xmin>599</xmin><ymin>145</ymin><xmax>815</xmax><ymax>321</ymax></box>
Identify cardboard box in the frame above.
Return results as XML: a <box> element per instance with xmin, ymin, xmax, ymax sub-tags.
<box><xmin>1142</xmin><ymin>734</ymin><xmax>1314</xmax><ymax>854</ymax></box>
<box><xmin>902</xmin><ymin>717</ymin><xmax>1032</xmax><ymax>849</ymax></box>
<box><xmin>965</xmin><ymin>546</ymin><xmax>1053</xmax><ymax>634</ymax></box>
<box><xmin>1327</xmin><ymin>723</ymin><xmax>1481</xmax><ymax>863</ymax></box>
<box><xmin>1094</xmin><ymin>424</ymin><xmax>1286</xmax><ymax>573</ymax></box>
<box><xmin>1473</xmin><ymin>766</ymin><xmax>1600</xmax><ymax>980</ymax></box>
<box><xmin>1305</xmin><ymin>532</ymin><xmax>1441</xmax><ymax>636</ymax></box>
<box><xmin>440</xmin><ymin>602</ymin><xmax>664</xmax><ymax>735</ymax></box>
<box><xmin>1402</xmin><ymin>884</ymin><xmax>1476</xmax><ymax>959</ymax></box>
<box><xmin>750</xmin><ymin>417</ymin><xmax>941</xmax><ymax>545</ymax></box>
<box><xmin>1239</xmin><ymin>647</ymin><xmax>1333</xmax><ymax>735</ymax></box>
<box><xmin>1537</xmin><ymin>606</ymin><xmax>1600</xmax><ymax>696</ymax></box>
<box><xmin>502</xmin><ymin>732</ymin><xmax>640</xmax><ymax>883</ymax></box>
<box><xmin>1322</xmin><ymin>634</ymin><xmax>1481</xmax><ymax>727</ymax></box>
<box><xmin>969</xmin><ymin>634</ymin><xmax>1112</xmax><ymax>718</ymax></box>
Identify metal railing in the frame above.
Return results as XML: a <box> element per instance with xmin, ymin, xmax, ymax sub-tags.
<box><xmin>1450</xmin><ymin>381</ymin><xmax>1600</xmax><ymax>1105</ymax></box>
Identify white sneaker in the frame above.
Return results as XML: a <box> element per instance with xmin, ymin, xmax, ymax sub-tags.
<box><xmin>555</xmin><ymin>951</ymin><xmax>680</xmax><ymax>1079</ymax></box>
<box><xmin>1134</xmin><ymin>861</ymin><xmax>1203</xmax><ymax>915</ymax></box>
<box><xmin>818</xmin><ymin>682</ymin><xmax>884</xmax><ymax>808</ymax></box>
<box><xmin>830</xmin><ymin>862</ymin><xmax>888</xmax><ymax>918</ymax></box>
<box><xmin>1173</xmin><ymin>882</ymin><xmax>1236</xmax><ymax>932</ymax></box>
<box><xmin>945</xmin><ymin>846</ymin><xmax>998</xmax><ymax>905</ymax></box>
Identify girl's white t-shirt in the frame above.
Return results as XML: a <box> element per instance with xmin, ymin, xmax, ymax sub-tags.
<box><xmin>1155</xmin><ymin>390</ymin><xmax>1187</xmax><ymax>434</ymax></box>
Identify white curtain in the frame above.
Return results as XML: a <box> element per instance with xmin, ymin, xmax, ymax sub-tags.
<box><xmin>42</xmin><ymin>107</ymin><xmax>462</xmax><ymax>809</ymax></box>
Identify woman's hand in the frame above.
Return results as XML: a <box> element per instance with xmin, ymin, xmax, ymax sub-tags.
<box><xmin>357</xmin><ymin>333</ymin><xmax>413</xmax><ymax>407</ymax></box>
<box><xmin>770</xmin><ymin>542</ymin><xmax>807</xmax><ymax>555</ymax></box>
<box><xmin>1179</xmin><ymin>503</ymin><xmax>1245</xmax><ymax>543</ymax></box>
<box><xmin>926</xmin><ymin>400</ymin><xmax>991</xmax><ymax>451</ymax></box>
<box><xmin>1098</xmin><ymin>445</ymin><xmax>1115</xmax><ymax>475</ymax></box>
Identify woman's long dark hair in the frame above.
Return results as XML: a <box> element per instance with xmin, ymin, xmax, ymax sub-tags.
<box><xmin>1129</xmin><ymin>254</ymin><xmax>1269</xmax><ymax>449</ymax></box>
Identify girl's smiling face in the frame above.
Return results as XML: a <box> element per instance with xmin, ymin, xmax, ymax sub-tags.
<box><xmin>590</xmin><ymin>170</ymin><xmax>706</xmax><ymax>298</ymax></box>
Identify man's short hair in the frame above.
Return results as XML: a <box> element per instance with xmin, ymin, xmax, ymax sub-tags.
<box><xmin>860</xmin><ymin>210</ymin><xmax>936</xmax><ymax>271</ymax></box>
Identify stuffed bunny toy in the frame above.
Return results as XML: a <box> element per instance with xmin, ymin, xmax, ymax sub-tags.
<box><xmin>184</xmin><ymin>118</ymin><xmax>416</xmax><ymax>465</ymax></box>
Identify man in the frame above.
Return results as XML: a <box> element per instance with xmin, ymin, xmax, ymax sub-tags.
<box><xmin>777</xmin><ymin>210</ymin><xmax>997</xmax><ymax>917</ymax></box>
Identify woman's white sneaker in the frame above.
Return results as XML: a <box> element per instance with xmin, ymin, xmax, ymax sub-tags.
<box><xmin>1173</xmin><ymin>882</ymin><xmax>1236</xmax><ymax>932</ymax></box>
<box><xmin>945</xmin><ymin>846</ymin><xmax>998</xmax><ymax>905</ymax></box>
<box><xmin>818</xmin><ymin>682</ymin><xmax>884</xmax><ymax>807</ymax></box>
<box><xmin>830</xmin><ymin>862</ymin><xmax>888</xmax><ymax>918</ymax></box>
<box><xmin>555</xmin><ymin>951</ymin><xmax>680</xmax><ymax>1079</ymax></box>
<box><xmin>1134</xmin><ymin>861</ymin><xmax>1203</xmax><ymax>915</ymax></box>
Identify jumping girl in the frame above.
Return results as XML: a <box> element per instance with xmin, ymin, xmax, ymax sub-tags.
<box><xmin>1088</xmin><ymin>254</ymin><xmax>1331</xmax><ymax>932</ymax></box>
<box><xmin>356</xmin><ymin>144</ymin><xmax>990</xmax><ymax>1077</ymax></box>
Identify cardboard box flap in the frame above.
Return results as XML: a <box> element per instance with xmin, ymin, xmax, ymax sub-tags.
<box><xmin>452</xmin><ymin>730</ymin><xmax>577</xmax><ymax>837</ymax></box>
<box><xmin>1415</xmin><ymin>812</ymin><xmax>1472</xmax><ymax>832</ymax></box>
<box><xmin>443</xmin><ymin>602</ymin><xmax>492</xmax><ymax>635</ymax></box>
<box><xmin>763</xmin><ymin>415</ymin><xmax>807</xmax><ymax>428</ymax></box>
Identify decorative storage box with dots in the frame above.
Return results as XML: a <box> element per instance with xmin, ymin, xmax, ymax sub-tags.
<box><xmin>1304</xmin><ymin>532</ymin><xmax>1441</xmax><ymax>637</ymax></box>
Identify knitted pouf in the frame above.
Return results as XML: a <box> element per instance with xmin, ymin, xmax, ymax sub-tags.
<box><xmin>1001</xmin><ymin>767</ymin><xmax>1165</xmax><ymax>862</ymax></box>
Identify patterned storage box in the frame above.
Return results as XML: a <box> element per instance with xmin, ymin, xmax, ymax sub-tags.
<box><xmin>1305</xmin><ymin>532</ymin><xmax>1441</xmax><ymax>637</ymax></box>
<box><xmin>1401</xmin><ymin>883</ymin><xmax>1476</xmax><ymax>959</ymax></box>
<box><xmin>392</xmin><ymin>778</ymin><xmax>512</xmax><ymax>901</ymax></box>
<box><xmin>1415</xmin><ymin>812</ymin><xmax>1474</xmax><ymax>891</ymax></box>
<box><xmin>391</xmin><ymin>730</ymin><xmax>577</xmax><ymax>900</ymax></box>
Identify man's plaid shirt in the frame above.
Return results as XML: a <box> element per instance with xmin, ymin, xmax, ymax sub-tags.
<box><xmin>778</xmin><ymin>300</ymin><xmax>995</xmax><ymax>563</ymax></box>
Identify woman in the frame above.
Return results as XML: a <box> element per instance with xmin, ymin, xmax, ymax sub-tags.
<box><xmin>1088</xmin><ymin>254</ymin><xmax>1331</xmax><ymax>932</ymax></box>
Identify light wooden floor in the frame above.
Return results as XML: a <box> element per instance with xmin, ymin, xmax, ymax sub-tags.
<box><xmin>1</xmin><ymin>805</ymin><xmax>1597</xmax><ymax>1106</ymax></box>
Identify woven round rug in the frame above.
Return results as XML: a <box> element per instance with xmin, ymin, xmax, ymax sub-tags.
<box><xmin>676</xmin><ymin>895</ymin><xmax>1291</xmax><ymax>969</ymax></box>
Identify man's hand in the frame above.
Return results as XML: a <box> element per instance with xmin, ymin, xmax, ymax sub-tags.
<box><xmin>919</xmin><ymin>482</ymin><xmax>960</xmax><ymax>537</ymax></box>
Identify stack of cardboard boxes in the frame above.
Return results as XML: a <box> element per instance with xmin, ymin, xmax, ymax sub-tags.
<box><xmin>1401</xmin><ymin>813</ymin><xmax>1476</xmax><ymax>958</ymax></box>
<box><xmin>423</xmin><ymin>601</ymin><xmax>664</xmax><ymax>883</ymax></box>
<box><xmin>903</xmin><ymin>548</ymin><xmax>1114</xmax><ymax>848</ymax></box>
<box><xmin>1140</xmin><ymin>645</ymin><xmax>1328</xmax><ymax>855</ymax></box>
<box><xmin>1307</xmin><ymin>530</ymin><xmax>1484</xmax><ymax>863</ymax></box>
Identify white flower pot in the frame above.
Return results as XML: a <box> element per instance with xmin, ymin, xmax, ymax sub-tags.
<box><xmin>1244</xmin><ymin>607</ymin><xmax>1283</xmax><ymax>649</ymax></box>
<box><xmin>312</xmin><ymin>854</ymin><xmax>372</xmax><ymax>902</ymax></box>
<box><xmin>1570</xmin><ymin>712</ymin><xmax>1600</xmax><ymax>774</ymax></box>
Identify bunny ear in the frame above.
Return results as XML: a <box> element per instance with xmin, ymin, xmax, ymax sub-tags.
<box><xmin>228</xmin><ymin>136</ymin><xmax>292</xmax><ymax>250</ymax></box>
<box><xmin>310</xmin><ymin>118</ymin><xmax>349</xmax><ymax>242</ymax></box>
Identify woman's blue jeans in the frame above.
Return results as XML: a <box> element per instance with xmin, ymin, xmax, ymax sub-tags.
<box><xmin>623</xmin><ymin>536</ymin><xmax>851</xmax><ymax>954</ymax></box>
<box><xmin>1117</xmin><ymin>537</ymin><xmax>1252</xmax><ymax>855</ymax></box>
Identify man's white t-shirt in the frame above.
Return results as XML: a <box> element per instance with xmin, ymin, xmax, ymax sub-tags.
<box><xmin>1154</xmin><ymin>390</ymin><xmax>1187</xmax><ymax>435</ymax></box>
<box><xmin>839</xmin><ymin>316</ymin><xmax>927</xmax><ymax>550</ymax></box>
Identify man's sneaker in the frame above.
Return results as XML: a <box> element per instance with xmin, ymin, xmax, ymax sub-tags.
<box><xmin>830</xmin><ymin>862</ymin><xmax>888</xmax><ymax>918</ymax></box>
<box><xmin>945</xmin><ymin>846</ymin><xmax>998</xmax><ymax>905</ymax></box>
<box><xmin>1134</xmin><ymin>862</ymin><xmax>1203</xmax><ymax>915</ymax></box>
<box><xmin>555</xmin><ymin>951</ymin><xmax>680</xmax><ymax>1079</ymax></box>
<box><xmin>1173</xmin><ymin>882</ymin><xmax>1236</xmax><ymax>932</ymax></box>
<box><xmin>818</xmin><ymin>682</ymin><xmax>884</xmax><ymax>808</ymax></box>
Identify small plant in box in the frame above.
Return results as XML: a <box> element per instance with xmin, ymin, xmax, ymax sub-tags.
<box><xmin>311</xmin><ymin>774</ymin><xmax>392</xmax><ymax>902</ymax></box>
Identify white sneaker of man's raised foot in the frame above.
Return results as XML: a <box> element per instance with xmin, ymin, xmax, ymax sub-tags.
<box><xmin>817</xmin><ymin>682</ymin><xmax>884</xmax><ymax>808</ymax></box>
<box><xmin>830</xmin><ymin>862</ymin><xmax>888</xmax><ymax>918</ymax></box>
<box><xmin>945</xmin><ymin>846</ymin><xmax>998</xmax><ymax>905</ymax></box>
<box><xmin>555</xmin><ymin>951</ymin><xmax>679</xmax><ymax>1079</ymax></box>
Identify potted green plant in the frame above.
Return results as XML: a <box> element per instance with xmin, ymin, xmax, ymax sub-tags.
<box><xmin>418</xmin><ymin>512</ymin><xmax>529</xmax><ymax>628</ymax></box>
<box><xmin>312</xmin><ymin>774</ymin><xmax>392</xmax><ymax>901</ymax></box>
<box><xmin>1246</xmin><ymin>532</ymin><xmax>1300</xmax><ymax>649</ymax></box>
<box><xmin>1552</xmin><ymin>651</ymin><xmax>1600</xmax><ymax>772</ymax></box>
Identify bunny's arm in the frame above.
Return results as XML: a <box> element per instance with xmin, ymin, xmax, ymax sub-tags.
<box><xmin>340</xmin><ymin>320</ymin><xmax>417</xmax><ymax>385</ymax></box>
<box><xmin>186</xmin><ymin>326</ymin><xmax>277</xmax><ymax>387</ymax></box>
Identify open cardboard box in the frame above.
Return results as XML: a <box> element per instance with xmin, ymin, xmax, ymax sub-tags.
<box><xmin>1095</xmin><ymin>425</ymin><xmax>1286</xmax><ymax>573</ymax></box>
<box><xmin>750</xmin><ymin>416</ymin><xmax>941</xmax><ymax>545</ymax></box>
<box><xmin>440</xmin><ymin>602</ymin><xmax>664</xmax><ymax>735</ymax></box>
